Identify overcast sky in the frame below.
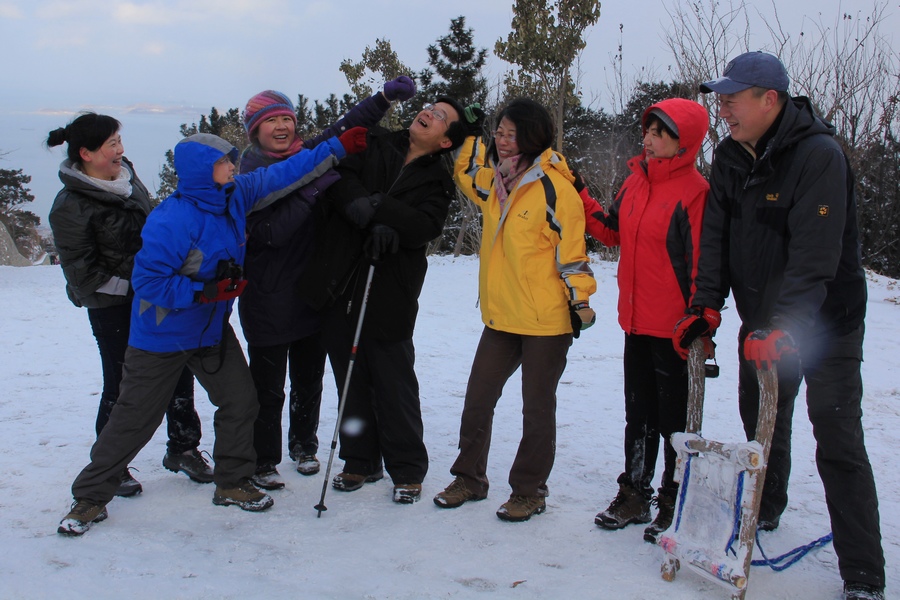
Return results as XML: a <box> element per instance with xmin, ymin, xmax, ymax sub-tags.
<box><xmin>1</xmin><ymin>0</ymin><xmax>896</xmax><ymax>222</ymax></box>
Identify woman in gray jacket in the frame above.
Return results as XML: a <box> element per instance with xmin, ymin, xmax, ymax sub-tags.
<box><xmin>47</xmin><ymin>113</ymin><xmax>213</xmax><ymax>495</ymax></box>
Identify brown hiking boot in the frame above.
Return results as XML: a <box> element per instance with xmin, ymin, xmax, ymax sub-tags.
<box><xmin>295</xmin><ymin>454</ymin><xmax>321</xmax><ymax>476</ymax></box>
<box><xmin>643</xmin><ymin>491</ymin><xmax>677</xmax><ymax>542</ymax></box>
<box><xmin>392</xmin><ymin>483</ymin><xmax>422</xmax><ymax>504</ymax></box>
<box><xmin>496</xmin><ymin>495</ymin><xmax>546</xmax><ymax>522</ymax></box>
<box><xmin>163</xmin><ymin>449</ymin><xmax>214</xmax><ymax>483</ymax></box>
<box><xmin>433</xmin><ymin>476</ymin><xmax>487</xmax><ymax>509</ymax></box>
<box><xmin>332</xmin><ymin>470</ymin><xmax>383</xmax><ymax>492</ymax></box>
<box><xmin>212</xmin><ymin>478</ymin><xmax>274</xmax><ymax>512</ymax></box>
<box><xmin>58</xmin><ymin>499</ymin><xmax>108</xmax><ymax>536</ymax></box>
<box><xmin>595</xmin><ymin>479</ymin><xmax>651</xmax><ymax>530</ymax></box>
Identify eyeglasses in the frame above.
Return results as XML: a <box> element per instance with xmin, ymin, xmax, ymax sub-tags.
<box><xmin>494</xmin><ymin>130</ymin><xmax>517</xmax><ymax>143</ymax></box>
<box><xmin>422</xmin><ymin>103</ymin><xmax>448</xmax><ymax>122</ymax></box>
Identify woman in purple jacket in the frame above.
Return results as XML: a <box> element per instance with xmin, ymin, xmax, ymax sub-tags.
<box><xmin>238</xmin><ymin>78</ymin><xmax>416</xmax><ymax>489</ymax></box>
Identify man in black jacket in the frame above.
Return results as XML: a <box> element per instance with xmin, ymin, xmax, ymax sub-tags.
<box><xmin>674</xmin><ymin>52</ymin><xmax>884</xmax><ymax>600</ymax></box>
<box><xmin>301</xmin><ymin>97</ymin><xmax>468</xmax><ymax>504</ymax></box>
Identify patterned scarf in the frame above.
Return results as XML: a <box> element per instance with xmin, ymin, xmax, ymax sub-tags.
<box><xmin>257</xmin><ymin>136</ymin><xmax>304</xmax><ymax>160</ymax></box>
<box><xmin>493</xmin><ymin>154</ymin><xmax>526</xmax><ymax>211</ymax></box>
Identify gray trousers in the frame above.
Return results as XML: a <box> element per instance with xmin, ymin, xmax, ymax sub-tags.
<box><xmin>71</xmin><ymin>324</ymin><xmax>258</xmax><ymax>504</ymax></box>
<box><xmin>450</xmin><ymin>327</ymin><xmax>572</xmax><ymax>498</ymax></box>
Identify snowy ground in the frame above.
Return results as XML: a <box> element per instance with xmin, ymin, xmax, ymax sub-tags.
<box><xmin>1</xmin><ymin>257</ymin><xmax>897</xmax><ymax>599</ymax></box>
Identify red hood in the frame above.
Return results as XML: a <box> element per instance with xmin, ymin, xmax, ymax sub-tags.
<box><xmin>640</xmin><ymin>98</ymin><xmax>709</xmax><ymax>165</ymax></box>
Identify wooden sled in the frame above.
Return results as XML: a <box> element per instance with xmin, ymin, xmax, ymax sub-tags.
<box><xmin>658</xmin><ymin>337</ymin><xmax>779</xmax><ymax>600</ymax></box>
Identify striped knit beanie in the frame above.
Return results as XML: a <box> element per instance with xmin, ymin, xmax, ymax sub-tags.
<box><xmin>242</xmin><ymin>90</ymin><xmax>296</xmax><ymax>136</ymax></box>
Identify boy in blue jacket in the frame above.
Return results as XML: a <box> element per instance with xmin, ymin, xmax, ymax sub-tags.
<box><xmin>58</xmin><ymin>130</ymin><xmax>364</xmax><ymax>535</ymax></box>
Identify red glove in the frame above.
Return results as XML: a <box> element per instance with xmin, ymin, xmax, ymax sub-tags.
<box><xmin>338</xmin><ymin>127</ymin><xmax>368</xmax><ymax>155</ymax></box>
<box><xmin>672</xmin><ymin>307</ymin><xmax>722</xmax><ymax>359</ymax></box>
<box><xmin>197</xmin><ymin>278</ymin><xmax>247</xmax><ymax>304</ymax></box>
<box><xmin>743</xmin><ymin>329</ymin><xmax>796</xmax><ymax>370</ymax></box>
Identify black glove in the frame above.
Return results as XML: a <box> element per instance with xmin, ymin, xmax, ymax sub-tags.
<box><xmin>364</xmin><ymin>224</ymin><xmax>400</xmax><ymax>259</ymax></box>
<box><xmin>463</xmin><ymin>103</ymin><xmax>486</xmax><ymax>136</ymax></box>
<box><xmin>341</xmin><ymin>193</ymin><xmax>383</xmax><ymax>229</ymax></box>
<box><xmin>571</xmin><ymin>169</ymin><xmax>586</xmax><ymax>194</ymax></box>
<box><xmin>569</xmin><ymin>301</ymin><xmax>596</xmax><ymax>339</ymax></box>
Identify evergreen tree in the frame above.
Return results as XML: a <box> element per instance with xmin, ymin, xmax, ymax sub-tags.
<box><xmin>0</xmin><ymin>167</ymin><xmax>35</xmax><ymax>211</ymax></box>
<box><xmin>156</xmin><ymin>107</ymin><xmax>246</xmax><ymax>200</ymax></box>
<box><xmin>0</xmin><ymin>166</ymin><xmax>41</xmax><ymax>259</ymax></box>
<box><xmin>418</xmin><ymin>16</ymin><xmax>488</xmax><ymax>107</ymax></box>
<box><xmin>414</xmin><ymin>17</ymin><xmax>490</xmax><ymax>256</ymax></box>
<box><xmin>495</xmin><ymin>0</ymin><xmax>601</xmax><ymax>150</ymax></box>
<box><xmin>340</xmin><ymin>38</ymin><xmax>414</xmax><ymax>130</ymax></box>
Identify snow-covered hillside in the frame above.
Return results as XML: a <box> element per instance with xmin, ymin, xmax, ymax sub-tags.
<box><xmin>1</xmin><ymin>258</ymin><xmax>896</xmax><ymax>599</ymax></box>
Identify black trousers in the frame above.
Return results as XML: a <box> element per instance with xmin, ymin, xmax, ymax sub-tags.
<box><xmin>87</xmin><ymin>302</ymin><xmax>201</xmax><ymax>453</ymax></box>
<box><xmin>738</xmin><ymin>324</ymin><xmax>884</xmax><ymax>587</ymax></box>
<box><xmin>323</xmin><ymin>308</ymin><xmax>427</xmax><ymax>485</ymax></box>
<box><xmin>621</xmin><ymin>333</ymin><xmax>689</xmax><ymax>496</ymax></box>
<box><xmin>247</xmin><ymin>333</ymin><xmax>326</xmax><ymax>468</ymax></box>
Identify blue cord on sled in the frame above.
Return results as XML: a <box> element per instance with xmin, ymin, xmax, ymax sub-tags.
<box><xmin>719</xmin><ymin>467</ymin><xmax>832</xmax><ymax>570</ymax></box>
<box><xmin>752</xmin><ymin>531</ymin><xmax>833</xmax><ymax>571</ymax></box>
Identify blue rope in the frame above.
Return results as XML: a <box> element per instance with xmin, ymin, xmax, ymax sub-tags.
<box><xmin>752</xmin><ymin>531</ymin><xmax>834</xmax><ymax>571</ymax></box>
<box><xmin>724</xmin><ymin>471</ymin><xmax>746</xmax><ymax>557</ymax></box>
<box><xmin>674</xmin><ymin>455</ymin><xmax>692</xmax><ymax>531</ymax></box>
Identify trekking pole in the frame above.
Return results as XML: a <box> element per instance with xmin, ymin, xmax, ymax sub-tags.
<box><xmin>315</xmin><ymin>256</ymin><xmax>378</xmax><ymax>517</ymax></box>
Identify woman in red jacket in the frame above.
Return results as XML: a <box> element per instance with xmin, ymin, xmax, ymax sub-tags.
<box><xmin>581</xmin><ymin>98</ymin><xmax>709</xmax><ymax>542</ymax></box>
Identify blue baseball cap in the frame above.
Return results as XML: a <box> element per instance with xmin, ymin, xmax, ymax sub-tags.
<box><xmin>700</xmin><ymin>51</ymin><xmax>789</xmax><ymax>94</ymax></box>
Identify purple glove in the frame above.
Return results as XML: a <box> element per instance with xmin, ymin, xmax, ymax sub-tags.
<box><xmin>384</xmin><ymin>76</ymin><xmax>416</xmax><ymax>102</ymax></box>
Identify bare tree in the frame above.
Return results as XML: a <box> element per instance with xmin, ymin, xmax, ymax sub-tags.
<box><xmin>663</xmin><ymin>0</ymin><xmax>751</xmax><ymax>168</ymax></box>
<box><xmin>664</xmin><ymin>0</ymin><xmax>900</xmax><ymax>276</ymax></box>
<box><xmin>770</xmin><ymin>3</ymin><xmax>897</xmax><ymax>148</ymax></box>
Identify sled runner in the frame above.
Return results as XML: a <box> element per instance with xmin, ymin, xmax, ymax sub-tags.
<box><xmin>658</xmin><ymin>338</ymin><xmax>778</xmax><ymax>599</ymax></box>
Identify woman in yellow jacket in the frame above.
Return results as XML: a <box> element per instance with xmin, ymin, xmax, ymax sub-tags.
<box><xmin>434</xmin><ymin>98</ymin><xmax>596</xmax><ymax>522</ymax></box>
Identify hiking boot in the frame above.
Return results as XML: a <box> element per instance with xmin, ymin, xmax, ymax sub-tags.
<box><xmin>433</xmin><ymin>476</ymin><xmax>487</xmax><ymax>509</ymax></box>
<box><xmin>251</xmin><ymin>465</ymin><xmax>285</xmax><ymax>490</ymax></box>
<box><xmin>212</xmin><ymin>478</ymin><xmax>274</xmax><ymax>512</ymax></box>
<box><xmin>843</xmin><ymin>581</ymin><xmax>885</xmax><ymax>600</ymax></box>
<box><xmin>115</xmin><ymin>468</ymin><xmax>143</xmax><ymax>497</ymax></box>
<box><xmin>392</xmin><ymin>483</ymin><xmax>422</xmax><ymax>504</ymax></box>
<box><xmin>643</xmin><ymin>491</ymin><xmax>677</xmax><ymax>543</ymax></box>
<box><xmin>496</xmin><ymin>495</ymin><xmax>546</xmax><ymax>522</ymax></box>
<box><xmin>163</xmin><ymin>449</ymin><xmax>214</xmax><ymax>483</ymax></box>
<box><xmin>332</xmin><ymin>470</ymin><xmax>383</xmax><ymax>492</ymax></box>
<box><xmin>757</xmin><ymin>514</ymin><xmax>781</xmax><ymax>532</ymax></box>
<box><xmin>595</xmin><ymin>480</ymin><xmax>651</xmax><ymax>530</ymax></box>
<box><xmin>296</xmin><ymin>454</ymin><xmax>321</xmax><ymax>476</ymax></box>
<box><xmin>58</xmin><ymin>499</ymin><xmax>108</xmax><ymax>536</ymax></box>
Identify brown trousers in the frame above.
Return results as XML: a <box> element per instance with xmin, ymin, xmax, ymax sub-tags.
<box><xmin>450</xmin><ymin>326</ymin><xmax>572</xmax><ymax>498</ymax></box>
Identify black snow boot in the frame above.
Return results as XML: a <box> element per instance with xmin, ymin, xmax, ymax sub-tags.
<box><xmin>843</xmin><ymin>581</ymin><xmax>885</xmax><ymax>600</ymax></box>
<box><xmin>643</xmin><ymin>488</ymin><xmax>677</xmax><ymax>543</ymax></box>
<box><xmin>595</xmin><ymin>476</ymin><xmax>651</xmax><ymax>530</ymax></box>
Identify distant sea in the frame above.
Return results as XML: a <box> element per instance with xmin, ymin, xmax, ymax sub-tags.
<box><xmin>1</xmin><ymin>109</ymin><xmax>202</xmax><ymax>225</ymax></box>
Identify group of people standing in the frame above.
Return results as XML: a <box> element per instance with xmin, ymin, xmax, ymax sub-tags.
<box><xmin>47</xmin><ymin>51</ymin><xmax>883</xmax><ymax>600</ymax></box>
